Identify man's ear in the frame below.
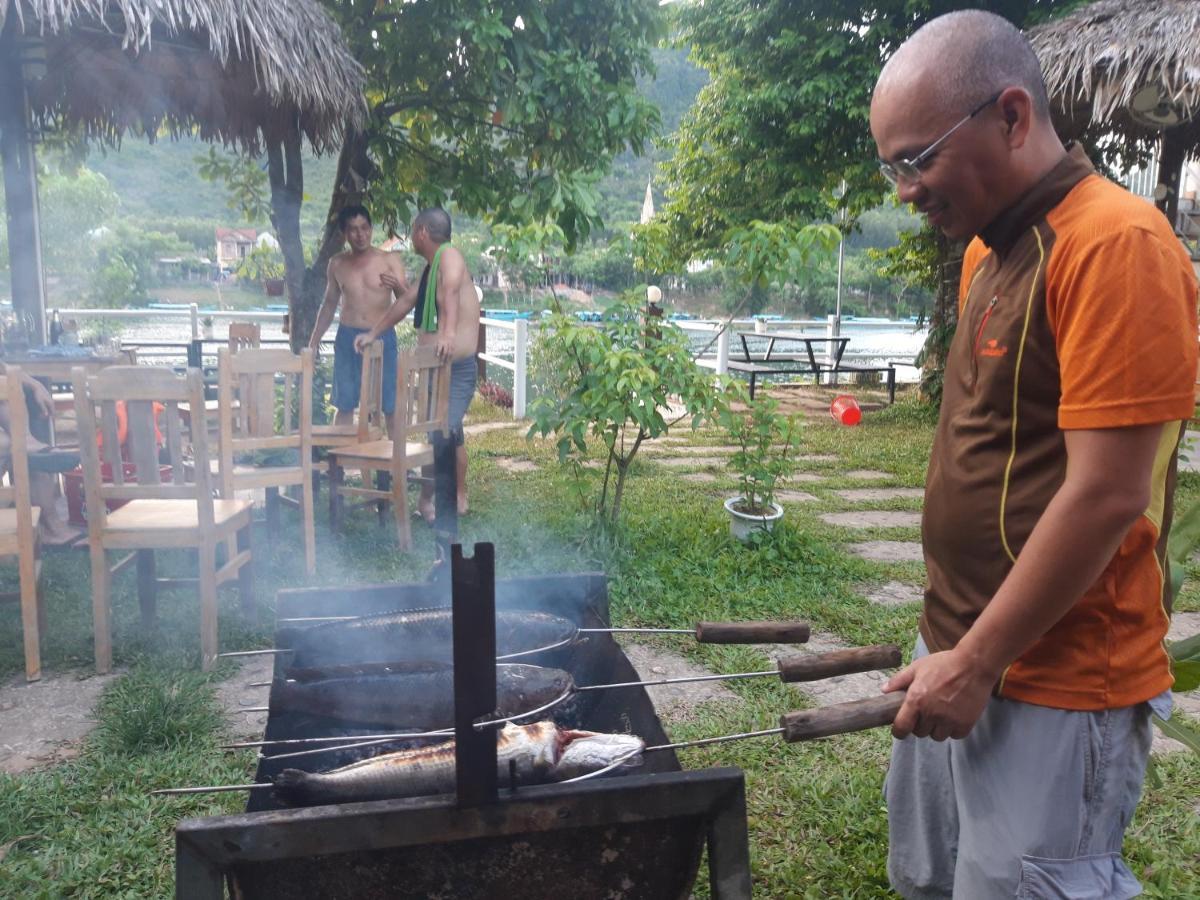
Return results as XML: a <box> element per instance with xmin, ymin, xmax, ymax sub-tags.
<box><xmin>999</xmin><ymin>86</ymin><xmax>1034</xmax><ymax>149</ymax></box>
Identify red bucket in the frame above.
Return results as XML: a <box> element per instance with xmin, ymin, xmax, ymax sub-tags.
<box><xmin>829</xmin><ymin>394</ymin><xmax>862</xmax><ymax>426</ymax></box>
<box><xmin>63</xmin><ymin>463</ymin><xmax>174</xmax><ymax>525</ymax></box>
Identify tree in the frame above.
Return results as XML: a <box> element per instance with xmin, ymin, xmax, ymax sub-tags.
<box><xmin>0</xmin><ymin>166</ymin><xmax>118</xmax><ymax>276</ymax></box>
<box><xmin>656</xmin><ymin>0</ymin><xmax>1089</xmax><ymax>398</ymax></box>
<box><xmin>248</xmin><ymin>0</ymin><xmax>663</xmax><ymax>351</ymax></box>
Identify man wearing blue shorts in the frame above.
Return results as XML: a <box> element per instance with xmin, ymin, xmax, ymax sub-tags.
<box><xmin>308</xmin><ymin>205</ymin><xmax>407</xmax><ymax>433</ymax></box>
<box><xmin>356</xmin><ymin>207</ymin><xmax>481</xmax><ymax>519</ymax></box>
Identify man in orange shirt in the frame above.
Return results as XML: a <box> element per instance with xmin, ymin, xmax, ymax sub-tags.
<box><xmin>871</xmin><ymin>10</ymin><xmax>1196</xmax><ymax>898</ymax></box>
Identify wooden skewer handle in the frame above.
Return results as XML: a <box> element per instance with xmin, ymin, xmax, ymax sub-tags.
<box><xmin>777</xmin><ymin>644</ymin><xmax>902</xmax><ymax>683</ymax></box>
<box><xmin>695</xmin><ymin>621</ymin><xmax>811</xmax><ymax>644</ymax></box>
<box><xmin>780</xmin><ymin>692</ymin><xmax>906</xmax><ymax>742</ymax></box>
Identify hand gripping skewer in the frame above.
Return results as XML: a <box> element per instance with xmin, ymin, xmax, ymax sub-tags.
<box><xmin>153</xmin><ymin>690</ymin><xmax>910</xmax><ymax>797</ymax></box>
<box><xmin>222</xmin><ymin>645</ymin><xmax>903</xmax><ymax>761</ymax></box>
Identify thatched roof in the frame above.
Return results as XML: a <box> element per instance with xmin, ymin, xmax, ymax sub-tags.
<box><xmin>1028</xmin><ymin>0</ymin><xmax>1200</xmax><ymax>147</ymax></box>
<box><xmin>6</xmin><ymin>0</ymin><xmax>365</xmax><ymax>152</ymax></box>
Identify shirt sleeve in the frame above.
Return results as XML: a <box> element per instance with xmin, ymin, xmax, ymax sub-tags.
<box><xmin>1048</xmin><ymin>224</ymin><xmax>1198</xmax><ymax>429</ymax></box>
<box><xmin>959</xmin><ymin>239</ymin><xmax>988</xmax><ymax>315</ymax></box>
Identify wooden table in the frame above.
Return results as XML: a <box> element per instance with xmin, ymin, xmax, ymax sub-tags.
<box><xmin>0</xmin><ymin>349</ymin><xmax>136</xmax><ymax>383</ymax></box>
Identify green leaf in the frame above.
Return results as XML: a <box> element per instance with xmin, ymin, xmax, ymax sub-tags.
<box><xmin>1153</xmin><ymin>713</ymin><xmax>1200</xmax><ymax>755</ymax></box>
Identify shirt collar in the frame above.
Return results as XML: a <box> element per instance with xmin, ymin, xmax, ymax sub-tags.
<box><xmin>979</xmin><ymin>142</ymin><xmax>1094</xmax><ymax>255</ymax></box>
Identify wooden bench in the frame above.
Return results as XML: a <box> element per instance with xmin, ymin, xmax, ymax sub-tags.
<box><xmin>700</xmin><ymin>358</ymin><xmax>898</xmax><ymax>403</ymax></box>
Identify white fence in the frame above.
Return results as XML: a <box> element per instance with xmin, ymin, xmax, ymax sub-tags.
<box><xmin>478</xmin><ymin>316</ymin><xmax>528</xmax><ymax>418</ymax></box>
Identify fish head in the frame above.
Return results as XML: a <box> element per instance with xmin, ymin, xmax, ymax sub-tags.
<box><xmin>552</xmin><ymin>729</ymin><xmax>645</xmax><ymax>781</ymax></box>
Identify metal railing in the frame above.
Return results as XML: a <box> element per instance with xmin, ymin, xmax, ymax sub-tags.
<box><xmin>478</xmin><ymin>317</ymin><xmax>528</xmax><ymax>418</ymax></box>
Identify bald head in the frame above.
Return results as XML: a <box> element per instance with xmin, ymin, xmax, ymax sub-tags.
<box><xmin>876</xmin><ymin>10</ymin><xmax>1049</xmax><ymax>120</ymax></box>
<box><xmin>413</xmin><ymin>207</ymin><xmax>452</xmax><ymax>245</ymax></box>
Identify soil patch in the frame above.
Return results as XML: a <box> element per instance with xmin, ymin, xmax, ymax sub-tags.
<box><xmin>619</xmin><ymin>642</ymin><xmax>737</xmax><ymax>724</ymax></box>
<box><xmin>0</xmin><ymin>669</ymin><xmax>121</xmax><ymax>774</ymax></box>
<box><xmin>820</xmin><ymin>511</ymin><xmax>922</xmax><ymax>529</ymax></box>
<box><xmin>849</xmin><ymin>541</ymin><xmax>924</xmax><ymax>563</ymax></box>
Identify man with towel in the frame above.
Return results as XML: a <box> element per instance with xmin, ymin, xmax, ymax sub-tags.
<box><xmin>356</xmin><ymin>207</ymin><xmax>481</xmax><ymax>520</ymax></box>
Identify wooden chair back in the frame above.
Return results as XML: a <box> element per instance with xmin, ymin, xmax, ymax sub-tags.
<box><xmin>217</xmin><ymin>348</ymin><xmax>313</xmax><ymax>490</ymax></box>
<box><xmin>355</xmin><ymin>339</ymin><xmax>386</xmax><ymax>441</ymax></box>
<box><xmin>394</xmin><ymin>347</ymin><xmax>451</xmax><ymax>455</ymax></box>
<box><xmin>228</xmin><ymin>323</ymin><xmax>262</xmax><ymax>354</ymax></box>
<box><xmin>0</xmin><ymin>368</ymin><xmax>36</xmax><ymax>542</ymax></box>
<box><xmin>72</xmin><ymin>366</ymin><xmax>210</xmax><ymax>534</ymax></box>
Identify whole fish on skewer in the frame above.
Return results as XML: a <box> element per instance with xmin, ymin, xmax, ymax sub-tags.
<box><xmin>282</xmin><ymin>609</ymin><xmax>578</xmax><ymax>668</ymax></box>
<box><xmin>270</xmin><ymin>664</ymin><xmax>575</xmax><ymax>729</ymax></box>
<box><xmin>272</xmin><ymin>721</ymin><xmax>645</xmax><ymax>805</ymax></box>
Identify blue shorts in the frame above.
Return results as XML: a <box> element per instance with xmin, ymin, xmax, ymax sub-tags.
<box><xmin>447</xmin><ymin>355</ymin><xmax>478</xmax><ymax>446</ymax></box>
<box><xmin>332</xmin><ymin>326</ymin><xmax>397</xmax><ymax>415</ymax></box>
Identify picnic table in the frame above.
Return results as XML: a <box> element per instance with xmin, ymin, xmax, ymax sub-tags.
<box><xmin>726</xmin><ymin>331</ymin><xmax>898</xmax><ymax>403</ymax></box>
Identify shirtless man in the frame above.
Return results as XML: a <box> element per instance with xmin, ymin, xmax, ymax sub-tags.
<box><xmin>308</xmin><ymin>205</ymin><xmax>408</xmax><ymax>433</ymax></box>
<box><xmin>354</xmin><ymin>207</ymin><xmax>480</xmax><ymax>519</ymax></box>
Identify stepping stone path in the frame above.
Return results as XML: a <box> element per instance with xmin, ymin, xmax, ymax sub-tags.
<box><xmin>776</xmin><ymin>490</ymin><xmax>818</xmax><ymax>503</ymax></box>
<box><xmin>835</xmin><ymin>488</ymin><xmax>925</xmax><ymax>503</ymax></box>
<box><xmin>680</xmin><ymin>472</ymin><xmax>720</xmax><ymax>483</ymax></box>
<box><xmin>820</xmin><ymin>511</ymin><xmax>922</xmax><ymax>529</ymax></box>
<box><xmin>785</xmin><ymin>473</ymin><xmax>825</xmax><ymax>484</ymax></box>
<box><xmin>849</xmin><ymin>541</ymin><xmax>924</xmax><ymax>563</ymax></box>
<box><xmin>642</xmin><ymin>445</ymin><xmax>735</xmax><ymax>456</ymax></box>
<box><xmin>463</xmin><ymin>420</ymin><xmax>522</xmax><ymax>437</ymax></box>
<box><xmin>798</xmin><ymin>454</ymin><xmax>839</xmax><ymax>463</ymax></box>
<box><xmin>215</xmin><ymin>656</ymin><xmax>274</xmax><ymax>740</ymax></box>
<box><xmin>0</xmin><ymin>669</ymin><xmax>121</xmax><ymax>774</ymax></box>
<box><xmin>621</xmin><ymin>642</ymin><xmax>737</xmax><ymax>723</ymax></box>
<box><xmin>654</xmin><ymin>457</ymin><xmax>728</xmax><ymax>468</ymax></box>
<box><xmin>1155</xmin><ymin>611</ymin><xmax>1200</xmax><ymax>756</ymax></box>
<box><xmin>863</xmin><ymin>580</ymin><xmax>924</xmax><ymax>607</ymax></box>
<box><xmin>496</xmin><ymin>458</ymin><xmax>539</xmax><ymax>473</ymax></box>
<box><xmin>845</xmin><ymin>469</ymin><xmax>892</xmax><ymax>481</ymax></box>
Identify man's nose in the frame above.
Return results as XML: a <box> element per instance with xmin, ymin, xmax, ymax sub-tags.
<box><xmin>895</xmin><ymin>177</ymin><xmax>925</xmax><ymax>207</ymax></box>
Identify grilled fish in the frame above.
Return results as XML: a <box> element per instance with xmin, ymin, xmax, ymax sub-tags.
<box><xmin>271</xmin><ymin>664</ymin><xmax>574</xmax><ymax>728</ymax></box>
<box><xmin>273</xmin><ymin>721</ymin><xmax>645</xmax><ymax>804</ymax></box>
<box><xmin>286</xmin><ymin>609</ymin><xmax>577</xmax><ymax>668</ymax></box>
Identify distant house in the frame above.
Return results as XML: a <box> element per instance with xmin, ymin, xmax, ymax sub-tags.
<box><xmin>215</xmin><ymin>227</ymin><xmax>257</xmax><ymax>270</ymax></box>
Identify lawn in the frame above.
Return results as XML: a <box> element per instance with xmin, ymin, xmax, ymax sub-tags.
<box><xmin>0</xmin><ymin>395</ymin><xmax>1197</xmax><ymax>898</ymax></box>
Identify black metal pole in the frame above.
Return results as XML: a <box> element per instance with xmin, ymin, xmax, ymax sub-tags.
<box><xmin>432</xmin><ymin>434</ymin><xmax>458</xmax><ymax>564</ymax></box>
<box><xmin>0</xmin><ymin>24</ymin><xmax>47</xmax><ymax>345</ymax></box>
<box><xmin>452</xmin><ymin>542</ymin><xmax>497</xmax><ymax>807</ymax></box>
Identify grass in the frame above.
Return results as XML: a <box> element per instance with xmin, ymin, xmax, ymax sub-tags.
<box><xmin>1</xmin><ymin>393</ymin><xmax>1198</xmax><ymax>896</ymax></box>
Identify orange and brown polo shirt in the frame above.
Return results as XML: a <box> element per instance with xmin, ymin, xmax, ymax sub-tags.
<box><xmin>922</xmin><ymin>143</ymin><xmax>1198</xmax><ymax>710</ymax></box>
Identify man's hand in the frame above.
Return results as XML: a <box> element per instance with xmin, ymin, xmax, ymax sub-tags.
<box><xmin>435</xmin><ymin>334</ymin><xmax>453</xmax><ymax>361</ymax></box>
<box><xmin>882</xmin><ymin>648</ymin><xmax>996</xmax><ymax>741</ymax></box>
<box><xmin>380</xmin><ymin>271</ymin><xmax>405</xmax><ymax>294</ymax></box>
<box><xmin>22</xmin><ymin>375</ymin><xmax>54</xmax><ymax>418</ymax></box>
<box><xmin>353</xmin><ymin>332</ymin><xmax>376</xmax><ymax>354</ymax></box>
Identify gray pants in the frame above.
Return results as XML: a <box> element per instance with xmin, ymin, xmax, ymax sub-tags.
<box><xmin>886</xmin><ymin>638</ymin><xmax>1154</xmax><ymax>899</ymax></box>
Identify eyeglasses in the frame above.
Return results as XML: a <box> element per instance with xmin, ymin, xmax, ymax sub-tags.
<box><xmin>878</xmin><ymin>91</ymin><xmax>1002</xmax><ymax>186</ymax></box>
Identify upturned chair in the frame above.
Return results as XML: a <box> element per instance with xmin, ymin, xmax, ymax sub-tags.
<box><xmin>216</xmin><ymin>348</ymin><xmax>315</xmax><ymax>574</ymax></box>
<box><xmin>0</xmin><ymin>367</ymin><xmax>45</xmax><ymax>681</ymax></box>
<box><xmin>327</xmin><ymin>346</ymin><xmax>449</xmax><ymax>550</ymax></box>
<box><xmin>311</xmin><ymin>338</ymin><xmax>385</xmax><ymax>450</ymax></box>
<box><xmin>73</xmin><ymin>365</ymin><xmax>253</xmax><ymax>674</ymax></box>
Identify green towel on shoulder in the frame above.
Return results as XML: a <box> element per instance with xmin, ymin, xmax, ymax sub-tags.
<box><xmin>420</xmin><ymin>244</ymin><xmax>447</xmax><ymax>333</ymax></box>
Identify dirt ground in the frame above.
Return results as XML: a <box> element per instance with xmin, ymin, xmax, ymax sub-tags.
<box><xmin>0</xmin><ymin>669</ymin><xmax>120</xmax><ymax>775</ymax></box>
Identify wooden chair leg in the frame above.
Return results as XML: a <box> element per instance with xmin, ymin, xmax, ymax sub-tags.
<box><xmin>237</xmin><ymin>522</ymin><xmax>256</xmax><ymax>620</ymax></box>
<box><xmin>198</xmin><ymin>541</ymin><xmax>219</xmax><ymax>672</ymax></box>
<box><xmin>329</xmin><ymin>458</ymin><xmax>344</xmax><ymax>531</ymax></box>
<box><xmin>89</xmin><ymin>543</ymin><xmax>113</xmax><ymax>675</ymax></box>
<box><xmin>375</xmin><ymin>469</ymin><xmax>390</xmax><ymax>525</ymax></box>
<box><xmin>394</xmin><ymin>466</ymin><xmax>412</xmax><ymax>551</ymax></box>
<box><xmin>19</xmin><ymin>545</ymin><xmax>41</xmax><ymax>682</ymax></box>
<box><xmin>265</xmin><ymin>487</ymin><xmax>281</xmax><ymax>537</ymax></box>
<box><xmin>301</xmin><ymin>473</ymin><xmax>316</xmax><ymax>576</ymax></box>
<box><xmin>136</xmin><ymin>549</ymin><xmax>157</xmax><ymax>632</ymax></box>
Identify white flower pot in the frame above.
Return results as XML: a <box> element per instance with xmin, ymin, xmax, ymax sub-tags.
<box><xmin>724</xmin><ymin>496</ymin><xmax>783</xmax><ymax>542</ymax></box>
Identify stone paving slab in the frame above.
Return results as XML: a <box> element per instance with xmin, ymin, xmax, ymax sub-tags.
<box><xmin>849</xmin><ymin>541</ymin><xmax>924</xmax><ymax>562</ymax></box>
<box><xmin>463</xmin><ymin>420</ymin><xmax>522</xmax><ymax>436</ymax></box>
<box><xmin>798</xmin><ymin>454</ymin><xmax>839</xmax><ymax>463</ymax></box>
<box><xmin>845</xmin><ymin>469</ymin><xmax>892</xmax><ymax>481</ymax></box>
<box><xmin>495</xmin><ymin>458</ymin><xmax>539</xmax><ymax>473</ymax></box>
<box><xmin>642</xmin><ymin>445</ymin><xmax>735</xmax><ymax>456</ymax></box>
<box><xmin>680</xmin><ymin>472</ymin><xmax>720</xmax><ymax>483</ymax></box>
<box><xmin>785</xmin><ymin>473</ymin><xmax>825</xmax><ymax>484</ymax></box>
<box><xmin>776</xmin><ymin>490</ymin><xmax>818</xmax><ymax>503</ymax></box>
<box><xmin>620</xmin><ymin>642</ymin><xmax>737</xmax><ymax>723</ymax></box>
<box><xmin>215</xmin><ymin>656</ymin><xmax>274</xmax><ymax>740</ymax></box>
<box><xmin>863</xmin><ymin>580</ymin><xmax>925</xmax><ymax>607</ymax></box>
<box><xmin>764</xmin><ymin>632</ymin><xmax>900</xmax><ymax>708</ymax></box>
<box><xmin>0</xmin><ymin>669</ymin><xmax>121</xmax><ymax>774</ymax></box>
<box><xmin>820</xmin><ymin>511</ymin><xmax>923</xmax><ymax>529</ymax></box>
<box><xmin>653</xmin><ymin>456</ymin><xmax>728</xmax><ymax>468</ymax></box>
<box><xmin>835</xmin><ymin>488</ymin><xmax>925</xmax><ymax>503</ymax></box>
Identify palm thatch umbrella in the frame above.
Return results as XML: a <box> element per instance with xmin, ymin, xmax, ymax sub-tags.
<box><xmin>1028</xmin><ymin>0</ymin><xmax>1200</xmax><ymax>225</ymax></box>
<box><xmin>1</xmin><ymin>0</ymin><xmax>365</xmax><ymax>341</ymax></box>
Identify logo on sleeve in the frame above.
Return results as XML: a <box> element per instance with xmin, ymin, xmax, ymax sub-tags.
<box><xmin>980</xmin><ymin>338</ymin><xmax>1008</xmax><ymax>358</ymax></box>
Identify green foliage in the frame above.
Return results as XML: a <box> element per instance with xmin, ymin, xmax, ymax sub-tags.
<box><xmin>95</xmin><ymin>665</ymin><xmax>224</xmax><ymax>756</ymax></box>
<box><xmin>721</xmin><ymin>393</ymin><xmax>801</xmax><ymax>515</ymax></box>
<box><xmin>527</xmin><ymin>296</ymin><xmax>735</xmax><ymax>523</ymax></box>
<box><xmin>89</xmin><ymin>255</ymin><xmax>137</xmax><ymax>308</ymax></box>
<box><xmin>235</xmin><ymin>242</ymin><xmax>285</xmax><ymax>285</ymax></box>
<box><xmin>195</xmin><ymin>146</ymin><xmax>271</xmax><ymax>224</ymax></box>
<box><xmin>92</xmin><ymin>222</ymin><xmax>194</xmax><ymax>303</ymax></box>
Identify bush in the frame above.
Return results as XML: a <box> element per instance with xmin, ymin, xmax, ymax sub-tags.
<box><xmin>478</xmin><ymin>380</ymin><xmax>514</xmax><ymax>409</ymax></box>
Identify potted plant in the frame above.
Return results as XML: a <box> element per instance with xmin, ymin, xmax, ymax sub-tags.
<box><xmin>201</xmin><ymin>315</ymin><xmax>215</xmax><ymax>339</ymax></box>
<box><xmin>721</xmin><ymin>394</ymin><xmax>801</xmax><ymax>541</ymax></box>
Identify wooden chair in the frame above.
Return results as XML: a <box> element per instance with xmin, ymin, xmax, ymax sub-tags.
<box><xmin>216</xmin><ymin>347</ymin><xmax>316</xmax><ymax>574</ymax></box>
<box><xmin>0</xmin><ymin>367</ymin><xmax>45</xmax><ymax>681</ymax></box>
<box><xmin>312</xmin><ymin>339</ymin><xmax>385</xmax><ymax>450</ymax></box>
<box><xmin>228</xmin><ymin>322</ymin><xmax>261</xmax><ymax>353</ymax></box>
<box><xmin>73</xmin><ymin>365</ymin><xmax>253</xmax><ymax>674</ymax></box>
<box><xmin>327</xmin><ymin>346</ymin><xmax>450</xmax><ymax>550</ymax></box>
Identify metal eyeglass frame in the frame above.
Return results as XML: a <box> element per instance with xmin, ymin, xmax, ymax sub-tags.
<box><xmin>878</xmin><ymin>91</ymin><xmax>1003</xmax><ymax>186</ymax></box>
